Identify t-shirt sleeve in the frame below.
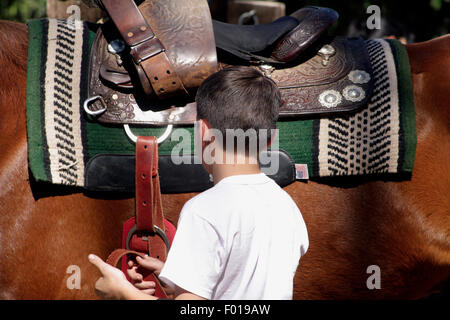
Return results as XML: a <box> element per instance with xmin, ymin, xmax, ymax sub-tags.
<box><xmin>159</xmin><ymin>205</ymin><xmax>225</xmax><ymax>299</ymax></box>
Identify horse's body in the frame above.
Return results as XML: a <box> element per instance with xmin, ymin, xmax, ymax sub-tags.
<box><xmin>0</xmin><ymin>20</ymin><xmax>449</xmax><ymax>299</ymax></box>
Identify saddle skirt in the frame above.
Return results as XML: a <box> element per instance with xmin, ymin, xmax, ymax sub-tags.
<box><xmin>85</xmin><ymin>5</ymin><xmax>375</xmax><ymax>125</ymax></box>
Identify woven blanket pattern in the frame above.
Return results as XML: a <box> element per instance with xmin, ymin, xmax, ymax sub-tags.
<box><xmin>26</xmin><ymin>19</ymin><xmax>416</xmax><ymax>188</ymax></box>
<box><xmin>26</xmin><ymin>19</ymin><xmax>91</xmax><ymax>186</ymax></box>
<box><xmin>316</xmin><ymin>40</ymin><xmax>401</xmax><ymax>175</ymax></box>
<box><xmin>45</xmin><ymin>19</ymin><xmax>87</xmax><ymax>184</ymax></box>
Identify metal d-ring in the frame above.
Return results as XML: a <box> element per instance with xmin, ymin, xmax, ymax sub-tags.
<box><xmin>238</xmin><ymin>9</ymin><xmax>259</xmax><ymax>25</ymax></box>
<box><xmin>123</xmin><ymin>123</ymin><xmax>173</xmax><ymax>144</ymax></box>
<box><xmin>125</xmin><ymin>224</ymin><xmax>170</xmax><ymax>254</ymax></box>
<box><xmin>83</xmin><ymin>95</ymin><xmax>107</xmax><ymax>116</ymax></box>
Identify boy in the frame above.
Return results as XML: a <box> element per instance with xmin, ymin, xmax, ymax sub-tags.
<box><xmin>89</xmin><ymin>66</ymin><xmax>309</xmax><ymax>300</ymax></box>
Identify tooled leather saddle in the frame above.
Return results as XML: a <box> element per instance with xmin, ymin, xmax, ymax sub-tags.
<box><xmin>84</xmin><ymin>0</ymin><xmax>375</xmax><ymax>125</ymax></box>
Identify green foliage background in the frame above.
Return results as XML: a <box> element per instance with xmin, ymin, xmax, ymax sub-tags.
<box><xmin>0</xmin><ymin>0</ymin><xmax>46</xmax><ymax>22</ymax></box>
<box><xmin>0</xmin><ymin>0</ymin><xmax>449</xmax><ymax>42</ymax></box>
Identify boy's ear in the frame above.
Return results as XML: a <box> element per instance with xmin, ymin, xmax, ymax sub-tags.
<box><xmin>199</xmin><ymin>119</ymin><xmax>212</xmax><ymax>141</ymax></box>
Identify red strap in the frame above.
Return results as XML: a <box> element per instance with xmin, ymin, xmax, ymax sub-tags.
<box><xmin>135</xmin><ymin>136</ymin><xmax>167</xmax><ymax>261</ymax></box>
<box><xmin>105</xmin><ymin>136</ymin><xmax>169</xmax><ymax>298</ymax></box>
<box><xmin>106</xmin><ymin>248</ymin><xmax>146</xmax><ymax>267</ymax></box>
<box><xmin>136</xmin><ymin>136</ymin><xmax>157</xmax><ymax>232</ymax></box>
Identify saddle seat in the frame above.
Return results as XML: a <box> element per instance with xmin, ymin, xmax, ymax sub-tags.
<box><xmin>212</xmin><ymin>16</ymin><xmax>300</xmax><ymax>62</ymax></box>
<box><xmin>214</xmin><ymin>6</ymin><xmax>339</xmax><ymax>64</ymax></box>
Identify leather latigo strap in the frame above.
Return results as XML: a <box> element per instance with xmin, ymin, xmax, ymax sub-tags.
<box><xmin>103</xmin><ymin>137</ymin><xmax>170</xmax><ymax>298</ymax></box>
<box><xmin>136</xmin><ymin>136</ymin><xmax>159</xmax><ymax>231</ymax></box>
<box><xmin>135</xmin><ymin>136</ymin><xmax>167</xmax><ymax>261</ymax></box>
<box><xmin>106</xmin><ymin>249</ymin><xmax>168</xmax><ymax>298</ymax></box>
<box><xmin>99</xmin><ymin>0</ymin><xmax>187</xmax><ymax>99</ymax></box>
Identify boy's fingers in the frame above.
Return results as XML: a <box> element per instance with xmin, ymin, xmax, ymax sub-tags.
<box><xmin>134</xmin><ymin>281</ymin><xmax>156</xmax><ymax>290</ymax></box>
<box><xmin>141</xmin><ymin>289</ymin><xmax>156</xmax><ymax>295</ymax></box>
<box><xmin>88</xmin><ymin>254</ymin><xmax>107</xmax><ymax>274</ymax></box>
<box><xmin>126</xmin><ymin>266</ymin><xmax>143</xmax><ymax>282</ymax></box>
<box><xmin>136</xmin><ymin>256</ymin><xmax>162</xmax><ymax>270</ymax></box>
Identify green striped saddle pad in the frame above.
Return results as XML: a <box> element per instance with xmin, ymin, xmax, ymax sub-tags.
<box><xmin>26</xmin><ymin>19</ymin><xmax>416</xmax><ymax>188</ymax></box>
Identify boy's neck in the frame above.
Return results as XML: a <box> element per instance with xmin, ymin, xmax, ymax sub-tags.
<box><xmin>210</xmin><ymin>162</ymin><xmax>261</xmax><ymax>185</ymax></box>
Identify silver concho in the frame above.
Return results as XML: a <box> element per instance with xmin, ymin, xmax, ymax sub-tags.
<box><xmin>319</xmin><ymin>90</ymin><xmax>342</xmax><ymax>108</ymax></box>
<box><xmin>348</xmin><ymin>70</ymin><xmax>371</xmax><ymax>84</ymax></box>
<box><xmin>317</xmin><ymin>44</ymin><xmax>336</xmax><ymax>66</ymax></box>
<box><xmin>343</xmin><ymin>85</ymin><xmax>365</xmax><ymax>102</ymax></box>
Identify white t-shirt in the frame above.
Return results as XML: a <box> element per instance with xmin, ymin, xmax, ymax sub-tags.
<box><xmin>159</xmin><ymin>173</ymin><xmax>309</xmax><ymax>300</ymax></box>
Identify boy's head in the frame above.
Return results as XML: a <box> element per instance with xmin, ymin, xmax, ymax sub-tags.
<box><xmin>195</xmin><ymin>66</ymin><xmax>281</xmax><ymax>156</ymax></box>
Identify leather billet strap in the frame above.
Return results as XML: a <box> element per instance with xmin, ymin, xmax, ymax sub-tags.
<box><xmin>106</xmin><ymin>249</ymin><xmax>169</xmax><ymax>298</ymax></box>
<box><xmin>135</xmin><ymin>136</ymin><xmax>167</xmax><ymax>261</ymax></box>
<box><xmin>98</xmin><ymin>0</ymin><xmax>188</xmax><ymax>99</ymax></box>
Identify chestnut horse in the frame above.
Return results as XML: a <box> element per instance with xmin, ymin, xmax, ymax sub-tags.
<box><xmin>0</xmin><ymin>20</ymin><xmax>449</xmax><ymax>299</ymax></box>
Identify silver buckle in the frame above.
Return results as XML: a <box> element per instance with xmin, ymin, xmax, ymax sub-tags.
<box><xmin>125</xmin><ymin>224</ymin><xmax>170</xmax><ymax>254</ymax></box>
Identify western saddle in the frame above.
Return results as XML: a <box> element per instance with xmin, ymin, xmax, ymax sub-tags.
<box><xmin>84</xmin><ymin>0</ymin><xmax>374</xmax><ymax>125</ymax></box>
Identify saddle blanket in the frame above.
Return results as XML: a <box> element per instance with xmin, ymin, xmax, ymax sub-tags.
<box><xmin>25</xmin><ymin>19</ymin><xmax>416</xmax><ymax>188</ymax></box>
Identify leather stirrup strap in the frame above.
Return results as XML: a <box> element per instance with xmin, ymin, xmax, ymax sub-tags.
<box><xmin>106</xmin><ymin>249</ymin><xmax>168</xmax><ymax>298</ymax></box>
<box><xmin>135</xmin><ymin>136</ymin><xmax>167</xmax><ymax>261</ymax></box>
<box><xmin>105</xmin><ymin>137</ymin><xmax>169</xmax><ymax>298</ymax></box>
<box><xmin>98</xmin><ymin>0</ymin><xmax>188</xmax><ymax>99</ymax></box>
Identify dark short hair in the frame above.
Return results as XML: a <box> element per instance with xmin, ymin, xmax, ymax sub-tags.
<box><xmin>196</xmin><ymin>66</ymin><xmax>281</xmax><ymax>152</ymax></box>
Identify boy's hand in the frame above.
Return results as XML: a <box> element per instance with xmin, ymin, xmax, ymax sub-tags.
<box><xmin>89</xmin><ymin>254</ymin><xmax>135</xmax><ymax>300</ymax></box>
<box><xmin>126</xmin><ymin>258</ymin><xmax>157</xmax><ymax>295</ymax></box>
<box><xmin>127</xmin><ymin>255</ymin><xmax>174</xmax><ymax>296</ymax></box>
<box><xmin>126</xmin><ymin>255</ymin><xmax>164</xmax><ymax>295</ymax></box>
<box><xmin>131</xmin><ymin>255</ymin><xmax>165</xmax><ymax>275</ymax></box>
